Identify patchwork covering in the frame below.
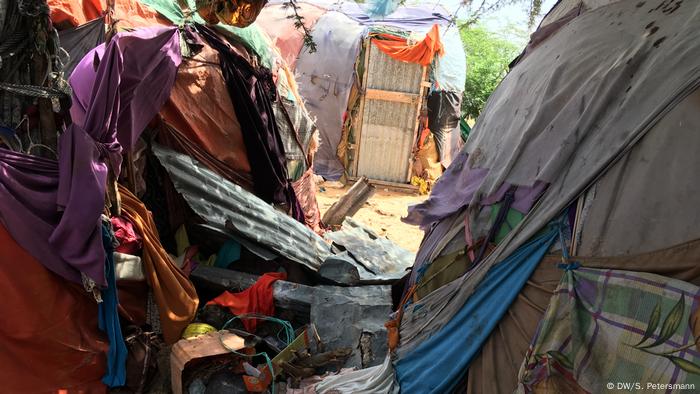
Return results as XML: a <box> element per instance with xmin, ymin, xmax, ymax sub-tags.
<box><xmin>518</xmin><ymin>268</ymin><xmax>700</xmax><ymax>393</ymax></box>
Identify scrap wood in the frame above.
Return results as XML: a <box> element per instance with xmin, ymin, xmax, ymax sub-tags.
<box><xmin>322</xmin><ymin>176</ymin><xmax>376</xmax><ymax>227</ymax></box>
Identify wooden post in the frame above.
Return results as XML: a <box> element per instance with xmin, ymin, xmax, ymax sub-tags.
<box><xmin>321</xmin><ymin>176</ymin><xmax>376</xmax><ymax>227</ymax></box>
<box><xmin>352</xmin><ymin>38</ymin><xmax>372</xmax><ymax>177</ymax></box>
<box><xmin>406</xmin><ymin>65</ymin><xmax>429</xmax><ymax>183</ymax></box>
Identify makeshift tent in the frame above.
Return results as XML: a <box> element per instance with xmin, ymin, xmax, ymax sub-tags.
<box><xmin>255</xmin><ymin>0</ymin><xmax>467</xmax><ymax>183</ymax></box>
<box><xmin>307</xmin><ymin>0</ymin><xmax>700</xmax><ymax>392</ymax></box>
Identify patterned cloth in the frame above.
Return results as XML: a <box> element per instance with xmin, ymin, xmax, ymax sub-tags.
<box><xmin>518</xmin><ymin>268</ymin><xmax>700</xmax><ymax>393</ymax></box>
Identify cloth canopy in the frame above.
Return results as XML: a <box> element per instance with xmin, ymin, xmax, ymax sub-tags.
<box><xmin>371</xmin><ymin>24</ymin><xmax>444</xmax><ymax>67</ymax></box>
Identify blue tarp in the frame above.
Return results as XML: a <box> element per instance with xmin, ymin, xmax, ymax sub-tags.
<box><xmin>395</xmin><ymin>226</ymin><xmax>558</xmax><ymax>393</ymax></box>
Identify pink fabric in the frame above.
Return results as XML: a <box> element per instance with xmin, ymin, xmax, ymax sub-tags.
<box><xmin>255</xmin><ymin>3</ymin><xmax>325</xmax><ymax>71</ymax></box>
<box><xmin>111</xmin><ymin>216</ymin><xmax>143</xmax><ymax>255</ymax></box>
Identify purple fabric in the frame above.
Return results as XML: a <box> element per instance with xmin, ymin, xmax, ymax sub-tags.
<box><xmin>0</xmin><ymin>26</ymin><xmax>181</xmax><ymax>286</ymax></box>
<box><xmin>403</xmin><ymin>149</ymin><xmax>548</xmax><ymax>230</ymax></box>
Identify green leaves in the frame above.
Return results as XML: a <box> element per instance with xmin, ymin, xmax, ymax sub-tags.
<box><xmin>668</xmin><ymin>356</ymin><xmax>700</xmax><ymax>375</ymax></box>
<box><xmin>635</xmin><ymin>302</ymin><xmax>662</xmax><ymax>346</ymax></box>
<box><xmin>630</xmin><ymin>293</ymin><xmax>700</xmax><ymax>375</ymax></box>
<box><xmin>639</xmin><ymin>294</ymin><xmax>685</xmax><ymax>349</ymax></box>
<box><xmin>459</xmin><ymin>23</ymin><xmax>524</xmax><ymax>119</ymax></box>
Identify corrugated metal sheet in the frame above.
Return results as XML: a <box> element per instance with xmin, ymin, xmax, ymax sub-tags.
<box><xmin>325</xmin><ymin>217</ymin><xmax>415</xmax><ymax>281</ymax></box>
<box><xmin>356</xmin><ymin>42</ymin><xmax>423</xmax><ymax>182</ymax></box>
<box><xmin>152</xmin><ymin>144</ymin><xmax>330</xmax><ymax>271</ymax></box>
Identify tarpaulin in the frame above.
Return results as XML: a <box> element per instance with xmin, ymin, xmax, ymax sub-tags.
<box><xmin>395</xmin><ymin>226</ymin><xmax>558</xmax><ymax>393</ymax></box>
<box><xmin>396</xmin><ymin>2</ymin><xmax>700</xmax><ymax>379</ymax></box>
<box><xmin>48</xmin><ymin>26</ymin><xmax>180</xmax><ymax>286</ymax></box>
<box><xmin>119</xmin><ymin>185</ymin><xmax>199</xmax><ymax>344</ymax></box>
<box><xmin>371</xmin><ymin>24</ymin><xmax>443</xmax><ymax>67</ymax></box>
<box><xmin>58</xmin><ymin>17</ymin><xmax>105</xmax><ymax>77</ymax></box>
<box><xmin>159</xmin><ymin>42</ymin><xmax>253</xmax><ymax>179</ymax></box>
<box><xmin>199</xmin><ymin>25</ymin><xmax>304</xmax><ymax>221</ymax></box>
<box><xmin>207</xmin><ymin>272</ymin><xmax>287</xmax><ymax>332</ymax></box>
<box><xmin>433</xmin><ymin>25</ymin><xmax>466</xmax><ymax>94</ymax></box>
<box><xmin>0</xmin><ymin>223</ymin><xmax>107</xmax><ymax>393</ymax></box>
<box><xmin>295</xmin><ymin>11</ymin><xmax>364</xmax><ymax>180</ymax></box>
<box><xmin>49</xmin><ymin>0</ymin><xmax>168</xmax><ymax>29</ymax></box>
<box><xmin>268</xmin><ymin>0</ymin><xmax>452</xmax><ymax>30</ymax></box>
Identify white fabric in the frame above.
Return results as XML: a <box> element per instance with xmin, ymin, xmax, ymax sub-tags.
<box><xmin>114</xmin><ymin>252</ymin><xmax>145</xmax><ymax>281</ymax></box>
<box><xmin>315</xmin><ymin>354</ymin><xmax>395</xmax><ymax>394</ymax></box>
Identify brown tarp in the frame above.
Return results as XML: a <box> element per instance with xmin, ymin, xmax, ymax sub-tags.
<box><xmin>158</xmin><ymin>43</ymin><xmax>253</xmax><ymax>187</ymax></box>
<box><xmin>0</xmin><ymin>224</ymin><xmax>108</xmax><ymax>393</ymax></box>
<box><xmin>119</xmin><ymin>185</ymin><xmax>199</xmax><ymax>344</ymax></box>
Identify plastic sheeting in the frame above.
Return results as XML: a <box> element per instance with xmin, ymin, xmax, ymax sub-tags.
<box><xmin>395</xmin><ymin>227</ymin><xmax>558</xmax><ymax>393</ymax></box>
<box><xmin>296</xmin><ymin>11</ymin><xmax>364</xmax><ymax>180</ymax></box>
<box><xmin>433</xmin><ymin>25</ymin><xmax>466</xmax><ymax>94</ymax></box>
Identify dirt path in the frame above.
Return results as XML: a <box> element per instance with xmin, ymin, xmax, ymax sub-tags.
<box><xmin>317</xmin><ymin>184</ymin><xmax>428</xmax><ymax>252</ymax></box>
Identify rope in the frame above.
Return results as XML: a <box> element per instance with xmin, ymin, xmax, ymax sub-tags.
<box><xmin>219</xmin><ymin>314</ymin><xmax>295</xmax><ymax>393</ymax></box>
<box><xmin>0</xmin><ymin>82</ymin><xmax>69</xmax><ymax>99</ymax></box>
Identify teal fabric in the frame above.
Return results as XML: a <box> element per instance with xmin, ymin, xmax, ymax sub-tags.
<box><xmin>214</xmin><ymin>240</ymin><xmax>241</xmax><ymax>268</ymax></box>
<box><xmin>137</xmin><ymin>0</ymin><xmax>275</xmax><ymax>67</ymax></box>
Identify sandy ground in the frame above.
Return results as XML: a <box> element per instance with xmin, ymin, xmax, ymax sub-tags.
<box><xmin>316</xmin><ymin>183</ymin><xmax>428</xmax><ymax>252</ymax></box>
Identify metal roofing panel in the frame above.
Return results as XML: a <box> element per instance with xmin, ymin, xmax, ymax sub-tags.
<box><xmin>152</xmin><ymin>144</ymin><xmax>330</xmax><ymax>271</ymax></box>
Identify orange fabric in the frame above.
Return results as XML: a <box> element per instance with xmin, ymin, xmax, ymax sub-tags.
<box><xmin>48</xmin><ymin>0</ymin><xmax>168</xmax><ymax>29</ymax></box>
<box><xmin>0</xmin><ymin>224</ymin><xmax>108</xmax><ymax>393</ymax></box>
<box><xmin>371</xmin><ymin>24</ymin><xmax>444</xmax><ymax>66</ymax></box>
<box><xmin>159</xmin><ymin>44</ymin><xmax>252</xmax><ymax>176</ymax></box>
<box><xmin>207</xmin><ymin>272</ymin><xmax>287</xmax><ymax>333</ymax></box>
<box><xmin>386</xmin><ymin>284</ymin><xmax>416</xmax><ymax>351</ymax></box>
<box><xmin>119</xmin><ymin>185</ymin><xmax>199</xmax><ymax>344</ymax></box>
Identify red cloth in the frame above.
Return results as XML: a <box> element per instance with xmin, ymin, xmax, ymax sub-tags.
<box><xmin>111</xmin><ymin>216</ymin><xmax>143</xmax><ymax>255</ymax></box>
<box><xmin>0</xmin><ymin>224</ymin><xmax>108</xmax><ymax>393</ymax></box>
<box><xmin>371</xmin><ymin>24</ymin><xmax>445</xmax><ymax>66</ymax></box>
<box><xmin>207</xmin><ymin>272</ymin><xmax>287</xmax><ymax>332</ymax></box>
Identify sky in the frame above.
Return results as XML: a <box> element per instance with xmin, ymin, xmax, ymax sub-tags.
<box><xmin>430</xmin><ymin>0</ymin><xmax>559</xmax><ymax>41</ymax></box>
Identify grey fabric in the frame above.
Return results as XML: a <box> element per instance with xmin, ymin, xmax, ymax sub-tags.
<box><xmin>578</xmin><ymin>88</ymin><xmax>700</xmax><ymax>256</ymax></box>
<box><xmin>58</xmin><ymin>18</ymin><xmax>105</xmax><ymax>77</ymax></box>
<box><xmin>272</xmin><ymin>97</ymin><xmax>317</xmax><ymax>180</ymax></box>
<box><xmin>295</xmin><ymin>11</ymin><xmax>364</xmax><ymax>180</ymax></box>
<box><xmin>398</xmin><ymin>0</ymin><xmax>700</xmax><ymax>356</ymax></box>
